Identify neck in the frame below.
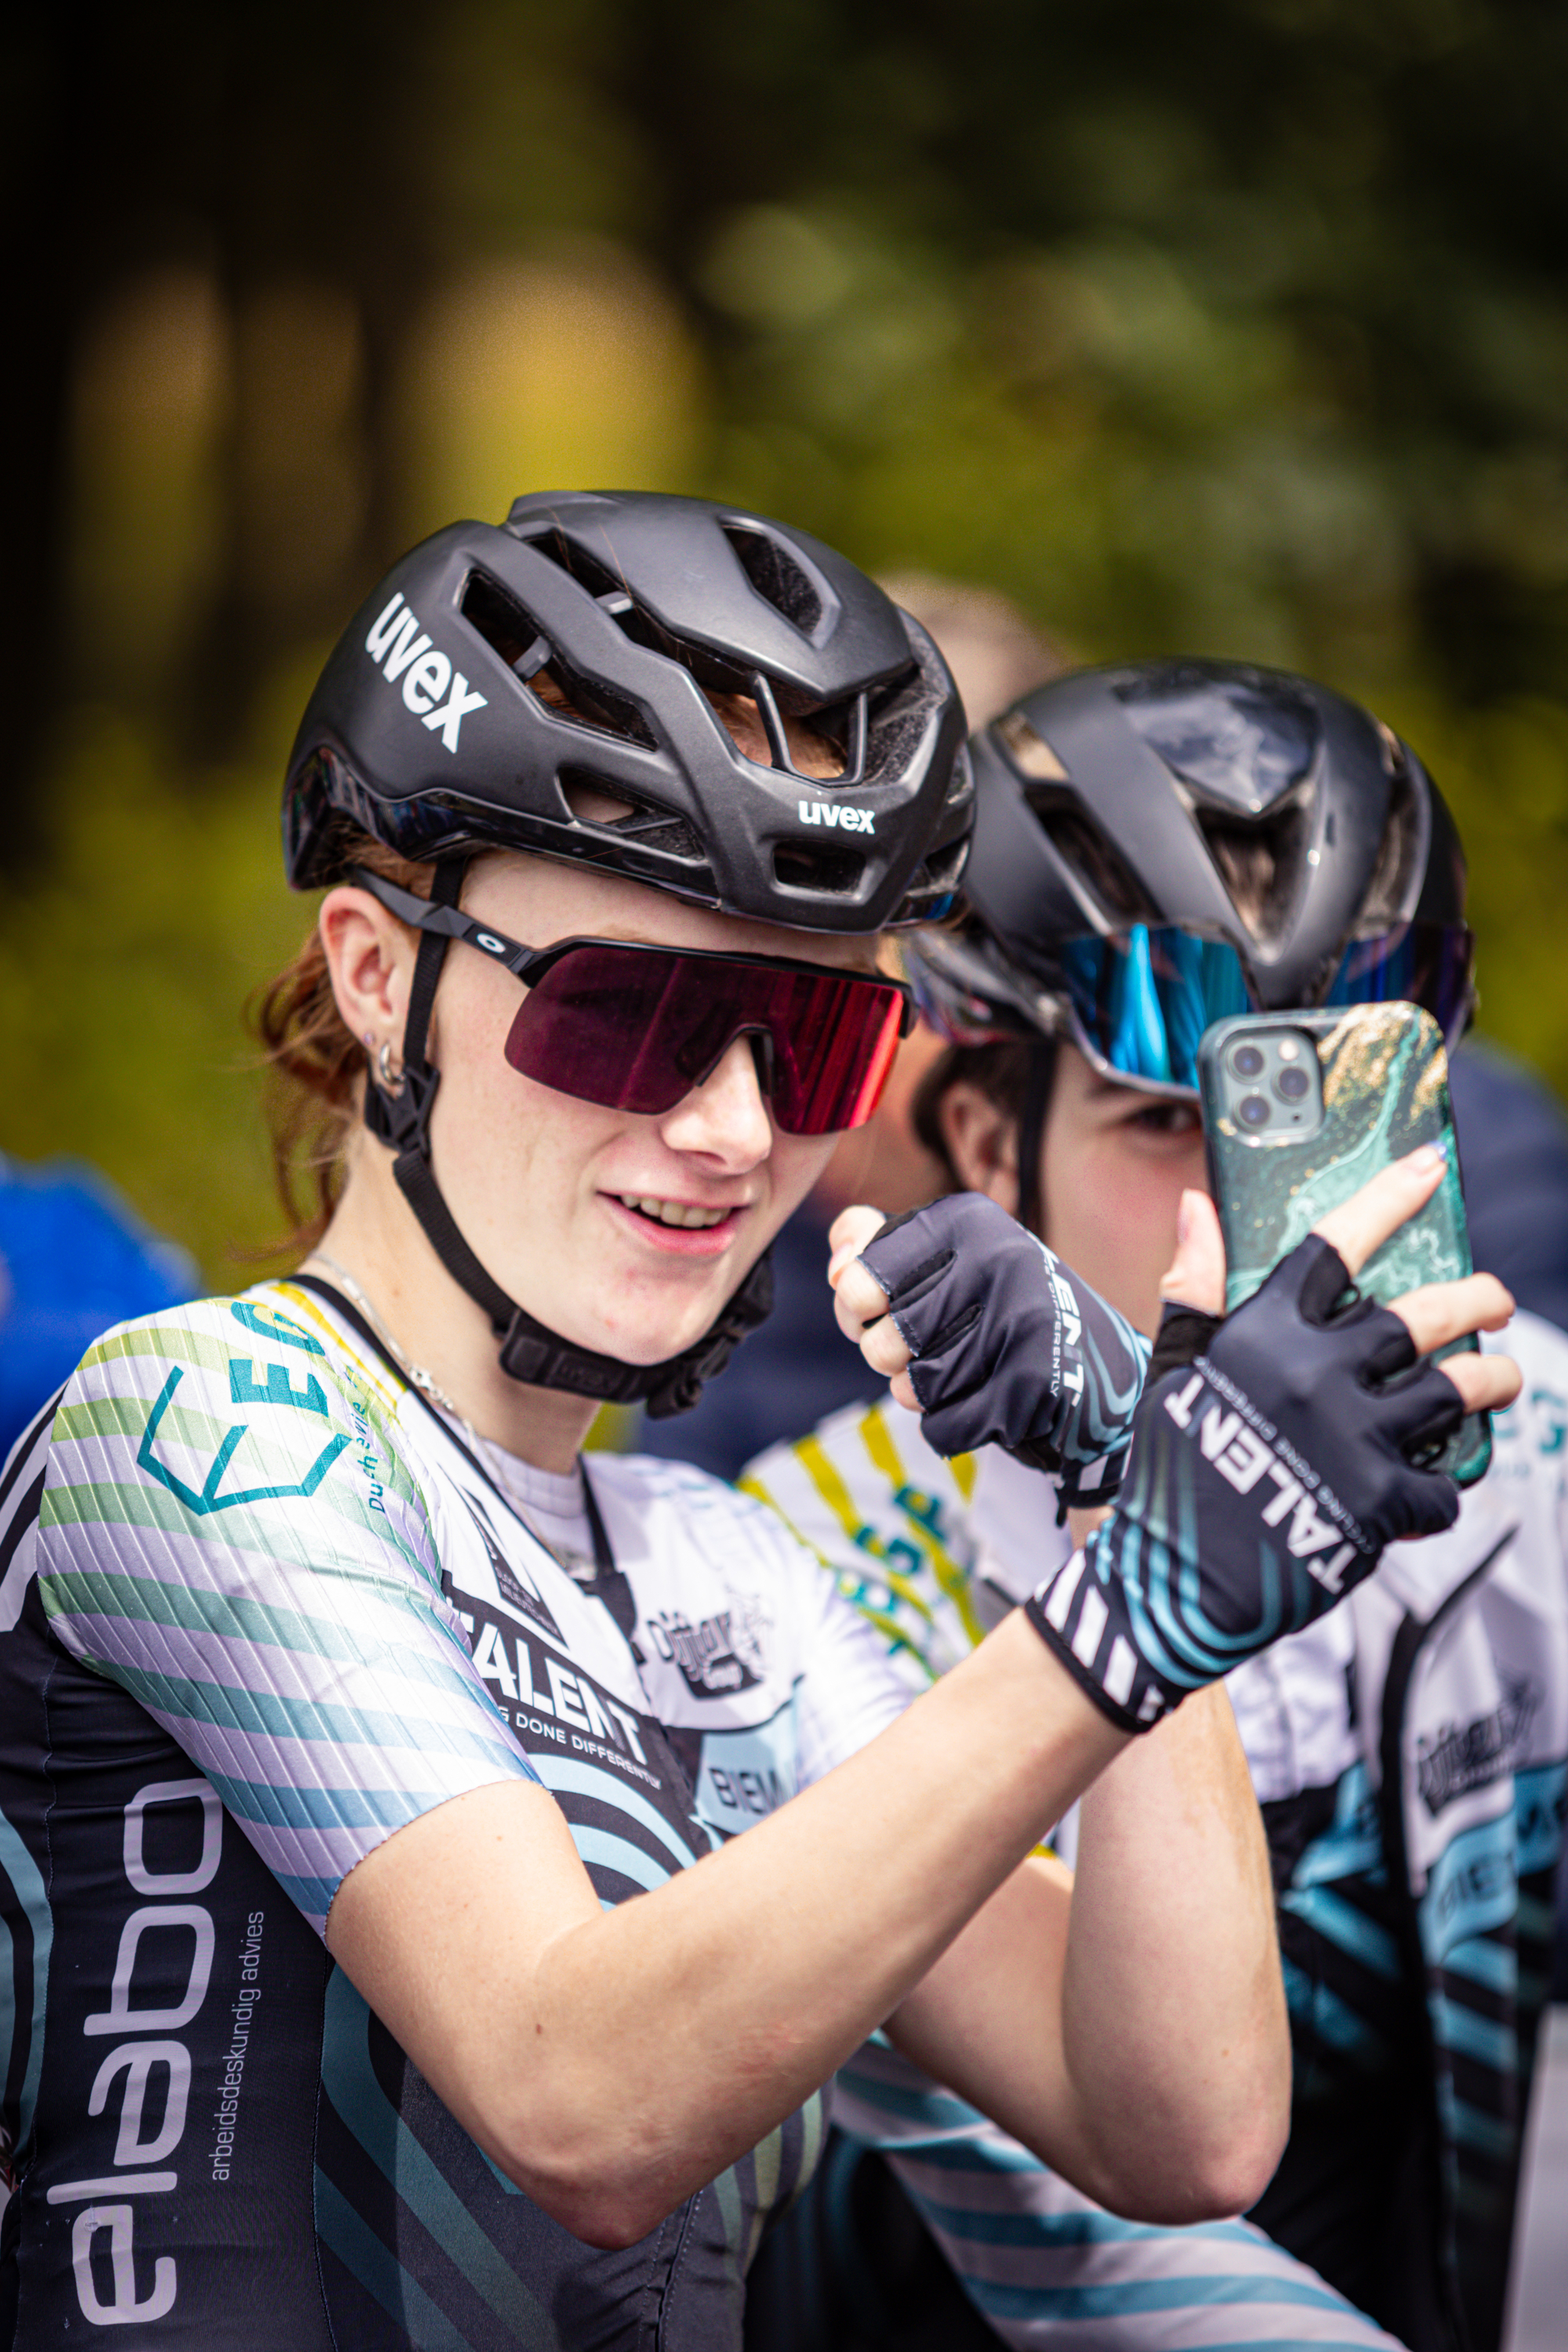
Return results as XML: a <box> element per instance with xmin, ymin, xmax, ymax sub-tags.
<box><xmin>301</xmin><ymin>1141</ymin><xmax>598</xmax><ymax>1475</ymax></box>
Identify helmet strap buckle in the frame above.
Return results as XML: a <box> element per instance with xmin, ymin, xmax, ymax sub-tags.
<box><xmin>365</xmin><ymin>1053</ymin><xmax>439</xmax><ymax>1160</ymax></box>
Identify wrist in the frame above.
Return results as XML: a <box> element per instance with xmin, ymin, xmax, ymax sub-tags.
<box><xmin>1022</xmin><ymin>1535</ymin><xmax>1182</xmax><ymax>1735</ymax></box>
<box><xmin>969</xmin><ymin>1605</ymin><xmax>1131</xmax><ymax>1781</ymax></box>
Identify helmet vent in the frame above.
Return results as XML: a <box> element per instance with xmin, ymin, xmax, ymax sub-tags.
<box><xmin>720</xmin><ymin>523</ymin><xmax>825</xmax><ymax>637</ymax></box>
<box><xmin>1357</xmin><ymin>762</ymin><xmax>1422</xmax><ymax>931</ymax></box>
<box><xmin>921</xmin><ymin>837</ymin><xmax>969</xmax><ymax>890</ymax></box>
<box><xmin>461</xmin><ymin>571</ymin><xmax>657</xmax><ymax>750</ymax></box>
<box><xmin>462</xmin><ymin>570</ymin><xmax>545</xmax><ymax>670</ymax></box>
<box><xmin>516</xmin><ymin>528</ymin><xmax>630</xmax><ymax>607</ymax></box>
<box><xmin>773</xmin><ymin>840</ymin><xmax>864</xmax><ymax>895</ymax></box>
<box><xmin>1191</xmin><ymin>781</ymin><xmax>1312</xmax><ymax>950</ymax></box>
<box><xmin>560</xmin><ymin>773</ymin><xmax>705</xmax><ymax>864</ymax></box>
<box><xmin>995</xmin><ymin>710</ymin><xmax>1069</xmax><ymax>784</ymax></box>
<box><xmin>1024</xmin><ymin>790</ymin><xmax>1160</xmax><ymax>927</ymax></box>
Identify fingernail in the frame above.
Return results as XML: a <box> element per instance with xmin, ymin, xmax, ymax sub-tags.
<box><xmin>1411</xmin><ymin>1142</ymin><xmax>1447</xmax><ymax>1172</ymax></box>
<box><xmin>1175</xmin><ymin>1192</ymin><xmax>1193</xmax><ymax>1250</ymax></box>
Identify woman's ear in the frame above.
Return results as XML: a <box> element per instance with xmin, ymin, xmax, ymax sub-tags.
<box><xmin>936</xmin><ymin>1082</ymin><xmax>1021</xmax><ymax>1218</ymax></box>
<box><xmin>318</xmin><ymin>886</ymin><xmax>418</xmax><ymax>1044</ymax></box>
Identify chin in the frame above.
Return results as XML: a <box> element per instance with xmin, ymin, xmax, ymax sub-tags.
<box><xmin>604</xmin><ymin>1303</ymin><xmax>728</xmax><ymax>1367</ymax></box>
<box><xmin>543</xmin><ymin>1282</ymin><xmax>735</xmax><ymax>1370</ymax></box>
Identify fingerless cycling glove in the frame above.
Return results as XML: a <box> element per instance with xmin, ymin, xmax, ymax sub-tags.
<box><xmin>856</xmin><ymin>1192</ymin><xmax>1149</xmax><ymax>1504</ymax></box>
<box><xmin>1025</xmin><ymin>1233</ymin><xmax>1465</xmax><ymax>1731</ymax></box>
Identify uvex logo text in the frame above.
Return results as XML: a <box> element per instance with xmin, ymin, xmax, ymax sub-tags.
<box><xmin>365</xmin><ymin>593</ymin><xmax>487</xmax><ymax>752</ymax></box>
<box><xmin>1164</xmin><ymin>1370</ymin><xmax>1360</xmax><ymax>1595</ymax></box>
<box><xmin>797</xmin><ymin>799</ymin><xmax>874</xmax><ymax>834</ymax></box>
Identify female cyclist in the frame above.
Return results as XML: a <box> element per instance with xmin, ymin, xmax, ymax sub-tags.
<box><xmin>0</xmin><ymin>506</ymin><xmax>1515</xmax><ymax>2350</ymax></box>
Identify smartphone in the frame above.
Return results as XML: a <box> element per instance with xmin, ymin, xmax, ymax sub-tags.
<box><xmin>1196</xmin><ymin>1002</ymin><xmax>1492</xmax><ymax>1486</ymax></box>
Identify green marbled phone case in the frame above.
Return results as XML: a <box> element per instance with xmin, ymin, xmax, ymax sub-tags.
<box><xmin>1198</xmin><ymin>1002</ymin><xmax>1491</xmax><ymax>1485</ymax></box>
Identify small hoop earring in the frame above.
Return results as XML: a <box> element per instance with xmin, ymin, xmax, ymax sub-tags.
<box><xmin>376</xmin><ymin>1040</ymin><xmax>405</xmax><ymax>1096</ymax></box>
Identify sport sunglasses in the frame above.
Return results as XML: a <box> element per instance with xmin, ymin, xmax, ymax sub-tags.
<box><xmin>916</xmin><ymin>918</ymin><xmax>1475</xmax><ymax>1096</ymax></box>
<box><xmin>353</xmin><ymin>869</ymin><xmax>914</xmax><ymax>1135</ymax></box>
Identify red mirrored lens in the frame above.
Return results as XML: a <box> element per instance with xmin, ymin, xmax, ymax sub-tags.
<box><xmin>502</xmin><ymin>946</ymin><xmax>906</xmax><ymax>1134</ymax></box>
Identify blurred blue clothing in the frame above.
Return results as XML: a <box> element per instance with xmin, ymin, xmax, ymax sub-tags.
<box><xmin>0</xmin><ymin>1156</ymin><xmax>199</xmax><ymax>1462</ymax></box>
<box><xmin>1447</xmin><ymin>1040</ymin><xmax>1568</xmax><ymax>1330</ymax></box>
<box><xmin>1447</xmin><ymin>1045</ymin><xmax>1568</xmax><ymax>1998</ymax></box>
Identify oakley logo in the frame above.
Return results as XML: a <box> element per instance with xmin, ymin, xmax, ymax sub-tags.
<box><xmin>365</xmin><ymin>593</ymin><xmax>487</xmax><ymax>753</ymax></box>
<box><xmin>1164</xmin><ymin>1367</ymin><xmax>1360</xmax><ymax>1595</ymax></box>
<box><xmin>798</xmin><ymin>799</ymin><xmax>874</xmax><ymax>835</ymax></box>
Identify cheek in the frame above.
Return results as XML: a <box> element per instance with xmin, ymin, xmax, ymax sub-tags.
<box><xmin>767</xmin><ymin>1131</ymin><xmax>839</xmax><ymax>1227</ymax></box>
<box><xmin>1042</xmin><ymin>1131</ymin><xmax>1200</xmax><ymax>1334</ymax></box>
<box><xmin>426</xmin><ymin>968</ymin><xmax>597</xmax><ymax>1224</ymax></box>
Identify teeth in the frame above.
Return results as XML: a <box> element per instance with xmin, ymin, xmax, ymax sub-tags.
<box><xmin>619</xmin><ymin>1196</ymin><xmax>729</xmax><ymax>1229</ymax></box>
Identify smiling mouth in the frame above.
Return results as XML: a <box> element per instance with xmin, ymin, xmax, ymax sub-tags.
<box><xmin>617</xmin><ymin>1195</ymin><xmax>737</xmax><ymax>1231</ymax></box>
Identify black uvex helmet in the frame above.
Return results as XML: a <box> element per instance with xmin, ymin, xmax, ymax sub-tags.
<box><xmin>285</xmin><ymin>491</ymin><xmax>971</xmax><ymax>931</ymax></box>
<box><xmin>910</xmin><ymin>658</ymin><xmax>1473</xmax><ymax>1097</ymax></box>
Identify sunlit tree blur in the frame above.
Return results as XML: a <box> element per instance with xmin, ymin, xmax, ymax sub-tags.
<box><xmin>3</xmin><ymin>0</ymin><xmax>1566</xmax><ymax>1279</ymax></box>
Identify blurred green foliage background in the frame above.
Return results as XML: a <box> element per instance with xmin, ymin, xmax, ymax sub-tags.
<box><xmin>4</xmin><ymin>0</ymin><xmax>1567</xmax><ymax>1282</ymax></box>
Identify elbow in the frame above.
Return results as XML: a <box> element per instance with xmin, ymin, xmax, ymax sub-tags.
<box><xmin>1097</xmin><ymin>2095</ymin><xmax>1289</xmax><ymax>2227</ymax></box>
<box><xmin>1171</xmin><ymin>2113</ymin><xmax>1288</xmax><ymax>2224</ymax></box>
<box><xmin>1104</xmin><ymin>1986</ymin><xmax>1294</xmax><ymax>2224</ymax></box>
<box><xmin>481</xmin><ymin>2114</ymin><xmax>682</xmax><ymax>2252</ymax></box>
<box><xmin>543</xmin><ymin>2184</ymin><xmax>668</xmax><ymax>2253</ymax></box>
<box><xmin>1184</xmin><ymin>2033</ymin><xmax>1294</xmax><ymax>2221</ymax></box>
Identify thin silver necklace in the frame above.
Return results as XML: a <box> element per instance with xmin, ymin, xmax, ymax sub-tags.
<box><xmin>299</xmin><ymin>1253</ymin><xmax>596</xmax><ymax>1582</ymax></box>
<box><xmin>300</xmin><ymin>1254</ymin><xmax>475</xmax><ymax>1431</ymax></box>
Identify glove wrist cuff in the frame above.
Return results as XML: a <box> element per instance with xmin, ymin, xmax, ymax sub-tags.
<box><xmin>1022</xmin><ymin>1549</ymin><xmax>1177</xmax><ymax>1736</ymax></box>
<box><xmin>1145</xmin><ymin>1301</ymin><xmax>1222</xmax><ymax>1388</ymax></box>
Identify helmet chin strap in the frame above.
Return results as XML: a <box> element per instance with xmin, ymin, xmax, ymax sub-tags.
<box><xmin>360</xmin><ymin>857</ymin><xmax>774</xmax><ymax>1417</ymax></box>
<box><xmin>1015</xmin><ymin>1040</ymin><xmax>1058</xmax><ymax>1241</ymax></box>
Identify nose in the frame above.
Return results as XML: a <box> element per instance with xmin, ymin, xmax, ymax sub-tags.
<box><xmin>659</xmin><ymin>1035</ymin><xmax>774</xmax><ymax>1171</ymax></box>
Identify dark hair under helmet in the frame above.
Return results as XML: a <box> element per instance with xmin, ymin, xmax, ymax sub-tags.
<box><xmin>281</xmin><ymin>492</ymin><xmax>972</xmax><ymax>1418</ymax></box>
<box><xmin>909</xmin><ymin>657</ymin><xmax>1472</xmax><ymax>1094</ymax></box>
<box><xmin>284</xmin><ymin>490</ymin><xmax>972</xmax><ymax>930</ymax></box>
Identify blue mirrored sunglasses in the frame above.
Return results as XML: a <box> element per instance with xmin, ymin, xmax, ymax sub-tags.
<box><xmin>1052</xmin><ymin>921</ymin><xmax>1475</xmax><ymax>1091</ymax></box>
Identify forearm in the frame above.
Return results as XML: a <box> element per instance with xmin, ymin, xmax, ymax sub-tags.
<box><xmin>1061</xmin><ymin>1683</ymin><xmax>1288</xmax><ymax>2212</ymax></box>
<box><xmin>331</xmin><ymin>1610</ymin><xmax>1123</xmax><ymax>2245</ymax></box>
<box><xmin>886</xmin><ymin>1684</ymin><xmax>1287</xmax><ymax>2223</ymax></box>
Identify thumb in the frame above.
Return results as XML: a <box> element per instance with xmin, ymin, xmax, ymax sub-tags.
<box><xmin>1159</xmin><ymin>1189</ymin><xmax>1226</xmax><ymax>1316</ymax></box>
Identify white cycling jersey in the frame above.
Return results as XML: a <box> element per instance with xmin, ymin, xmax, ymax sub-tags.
<box><xmin>745</xmin><ymin>1312</ymin><xmax>1568</xmax><ymax>2352</ymax></box>
<box><xmin>0</xmin><ymin>1274</ymin><xmax>910</xmax><ymax>2350</ymax></box>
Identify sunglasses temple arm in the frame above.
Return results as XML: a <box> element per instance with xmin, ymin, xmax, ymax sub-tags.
<box><xmin>349</xmin><ymin>866</ymin><xmax>552</xmax><ymax>980</ymax></box>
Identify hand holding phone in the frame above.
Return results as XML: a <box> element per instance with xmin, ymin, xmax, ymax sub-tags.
<box><xmin>1024</xmin><ymin>1149</ymin><xmax>1519</xmax><ymax>1733</ymax></box>
<box><xmin>1197</xmin><ymin>1003</ymin><xmax>1495</xmax><ymax>1483</ymax></box>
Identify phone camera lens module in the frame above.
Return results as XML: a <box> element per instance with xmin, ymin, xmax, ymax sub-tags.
<box><xmin>1232</xmin><ymin>1044</ymin><xmax>1266</xmax><ymax>1079</ymax></box>
<box><xmin>1237</xmin><ymin>1093</ymin><xmax>1272</xmax><ymax>1128</ymax></box>
<box><xmin>1276</xmin><ymin>1066</ymin><xmax>1310</xmax><ymax>1102</ymax></box>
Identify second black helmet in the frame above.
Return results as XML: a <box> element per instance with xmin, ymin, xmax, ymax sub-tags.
<box><xmin>909</xmin><ymin>658</ymin><xmax>1473</xmax><ymax>1094</ymax></box>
